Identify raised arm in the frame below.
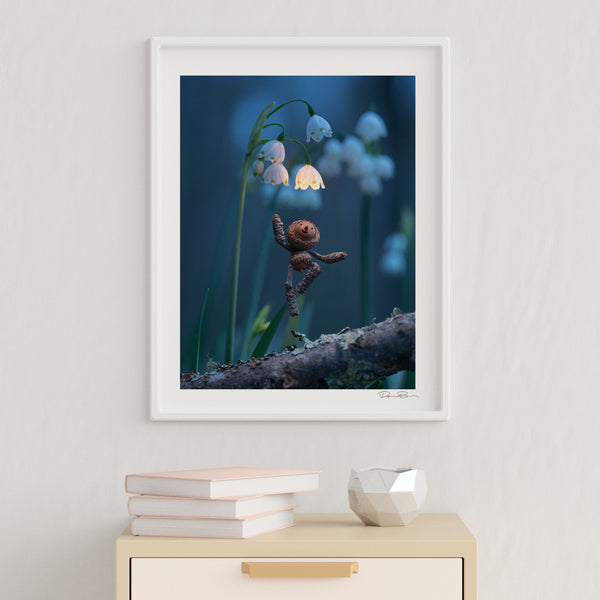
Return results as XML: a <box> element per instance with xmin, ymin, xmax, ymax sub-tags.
<box><xmin>273</xmin><ymin>214</ymin><xmax>291</xmax><ymax>250</ymax></box>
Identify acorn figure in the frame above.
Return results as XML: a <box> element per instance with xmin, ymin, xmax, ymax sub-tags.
<box><xmin>273</xmin><ymin>214</ymin><xmax>347</xmax><ymax>316</ymax></box>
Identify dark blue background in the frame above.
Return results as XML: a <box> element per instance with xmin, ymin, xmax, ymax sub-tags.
<box><xmin>180</xmin><ymin>76</ymin><xmax>415</xmax><ymax>374</ymax></box>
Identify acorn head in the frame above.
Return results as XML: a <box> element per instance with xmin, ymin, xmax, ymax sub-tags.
<box><xmin>287</xmin><ymin>220</ymin><xmax>320</xmax><ymax>250</ymax></box>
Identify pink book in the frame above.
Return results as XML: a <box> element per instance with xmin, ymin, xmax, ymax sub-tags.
<box><xmin>125</xmin><ymin>467</ymin><xmax>320</xmax><ymax>499</ymax></box>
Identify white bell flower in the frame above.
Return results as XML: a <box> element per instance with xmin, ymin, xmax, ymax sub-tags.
<box><xmin>306</xmin><ymin>114</ymin><xmax>333</xmax><ymax>143</ymax></box>
<box><xmin>262</xmin><ymin>163</ymin><xmax>289</xmax><ymax>186</ymax></box>
<box><xmin>295</xmin><ymin>164</ymin><xmax>325</xmax><ymax>190</ymax></box>
<box><xmin>268</xmin><ymin>166</ymin><xmax>323</xmax><ymax>209</ymax></box>
<box><xmin>359</xmin><ymin>174</ymin><xmax>382</xmax><ymax>196</ymax></box>
<box><xmin>251</xmin><ymin>159</ymin><xmax>264</xmax><ymax>177</ymax></box>
<box><xmin>373</xmin><ymin>155</ymin><xmax>395</xmax><ymax>179</ymax></box>
<box><xmin>258</xmin><ymin>140</ymin><xmax>286</xmax><ymax>164</ymax></box>
<box><xmin>355</xmin><ymin>111</ymin><xmax>388</xmax><ymax>143</ymax></box>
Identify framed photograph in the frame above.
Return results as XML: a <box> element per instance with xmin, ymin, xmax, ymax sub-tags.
<box><xmin>151</xmin><ymin>37</ymin><xmax>449</xmax><ymax>420</ymax></box>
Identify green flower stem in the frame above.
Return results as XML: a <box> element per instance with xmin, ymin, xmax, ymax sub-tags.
<box><xmin>267</xmin><ymin>98</ymin><xmax>315</xmax><ymax>118</ymax></box>
<box><xmin>225</xmin><ymin>154</ymin><xmax>251</xmax><ymax>364</ymax></box>
<box><xmin>360</xmin><ymin>194</ymin><xmax>373</xmax><ymax>325</ymax></box>
<box><xmin>263</xmin><ymin>123</ymin><xmax>286</xmax><ymax>136</ymax></box>
<box><xmin>283</xmin><ymin>138</ymin><xmax>312</xmax><ymax>164</ymax></box>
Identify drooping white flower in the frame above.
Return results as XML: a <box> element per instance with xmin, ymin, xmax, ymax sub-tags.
<box><xmin>251</xmin><ymin>159</ymin><xmax>264</xmax><ymax>177</ymax></box>
<box><xmin>295</xmin><ymin>164</ymin><xmax>325</xmax><ymax>190</ymax></box>
<box><xmin>306</xmin><ymin>114</ymin><xmax>333</xmax><ymax>143</ymax></box>
<box><xmin>323</xmin><ymin>138</ymin><xmax>344</xmax><ymax>159</ymax></box>
<box><xmin>341</xmin><ymin>135</ymin><xmax>366</xmax><ymax>165</ymax></box>
<box><xmin>262</xmin><ymin>163</ymin><xmax>289</xmax><ymax>186</ymax></box>
<box><xmin>261</xmin><ymin>165</ymin><xmax>323</xmax><ymax>209</ymax></box>
<box><xmin>373</xmin><ymin>155</ymin><xmax>395</xmax><ymax>179</ymax></box>
<box><xmin>316</xmin><ymin>153</ymin><xmax>343</xmax><ymax>177</ymax></box>
<box><xmin>355</xmin><ymin>111</ymin><xmax>388</xmax><ymax>143</ymax></box>
<box><xmin>359</xmin><ymin>174</ymin><xmax>382</xmax><ymax>196</ymax></box>
<box><xmin>258</xmin><ymin>140</ymin><xmax>286</xmax><ymax>163</ymax></box>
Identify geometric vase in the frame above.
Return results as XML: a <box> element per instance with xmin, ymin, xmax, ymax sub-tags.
<box><xmin>348</xmin><ymin>467</ymin><xmax>427</xmax><ymax>526</ymax></box>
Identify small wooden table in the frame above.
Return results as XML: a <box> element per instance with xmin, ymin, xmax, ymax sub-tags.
<box><xmin>116</xmin><ymin>513</ymin><xmax>477</xmax><ymax>599</ymax></box>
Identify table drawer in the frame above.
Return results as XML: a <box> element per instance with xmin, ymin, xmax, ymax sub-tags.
<box><xmin>131</xmin><ymin>557</ymin><xmax>462</xmax><ymax>600</ymax></box>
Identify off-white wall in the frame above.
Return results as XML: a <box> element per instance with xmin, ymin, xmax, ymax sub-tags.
<box><xmin>1</xmin><ymin>1</ymin><xmax>599</xmax><ymax>598</ymax></box>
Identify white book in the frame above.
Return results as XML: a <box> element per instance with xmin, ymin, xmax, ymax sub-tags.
<box><xmin>125</xmin><ymin>467</ymin><xmax>319</xmax><ymax>499</ymax></box>
<box><xmin>128</xmin><ymin>493</ymin><xmax>296</xmax><ymax>518</ymax></box>
<box><xmin>131</xmin><ymin>507</ymin><xmax>295</xmax><ymax>538</ymax></box>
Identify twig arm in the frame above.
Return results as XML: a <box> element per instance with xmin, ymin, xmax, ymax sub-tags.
<box><xmin>310</xmin><ymin>250</ymin><xmax>348</xmax><ymax>264</ymax></box>
<box><xmin>273</xmin><ymin>213</ymin><xmax>292</xmax><ymax>250</ymax></box>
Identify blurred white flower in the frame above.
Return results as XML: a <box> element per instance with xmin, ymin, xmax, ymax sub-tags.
<box><xmin>342</xmin><ymin>135</ymin><xmax>366</xmax><ymax>164</ymax></box>
<box><xmin>384</xmin><ymin>232</ymin><xmax>408</xmax><ymax>253</ymax></box>
<box><xmin>316</xmin><ymin>153</ymin><xmax>343</xmax><ymax>177</ymax></box>
<box><xmin>380</xmin><ymin>232</ymin><xmax>408</xmax><ymax>276</ymax></box>
<box><xmin>355</xmin><ymin>111</ymin><xmax>388</xmax><ymax>143</ymax></box>
<box><xmin>251</xmin><ymin>159</ymin><xmax>264</xmax><ymax>177</ymax></box>
<box><xmin>277</xmin><ymin>187</ymin><xmax>323</xmax><ymax>210</ymax></box>
<box><xmin>262</xmin><ymin>163</ymin><xmax>289</xmax><ymax>186</ymax></box>
<box><xmin>258</xmin><ymin>140</ymin><xmax>285</xmax><ymax>164</ymax></box>
<box><xmin>323</xmin><ymin>138</ymin><xmax>344</xmax><ymax>159</ymax></box>
<box><xmin>373</xmin><ymin>155</ymin><xmax>395</xmax><ymax>179</ymax></box>
<box><xmin>306</xmin><ymin>114</ymin><xmax>333</xmax><ymax>143</ymax></box>
<box><xmin>380</xmin><ymin>250</ymin><xmax>407</xmax><ymax>276</ymax></box>
<box><xmin>347</xmin><ymin>154</ymin><xmax>374</xmax><ymax>178</ymax></box>
<box><xmin>295</xmin><ymin>164</ymin><xmax>325</xmax><ymax>190</ymax></box>
<box><xmin>359</xmin><ymin>174</ymin><xmax>382</xmax><ymax>196</ymax></box>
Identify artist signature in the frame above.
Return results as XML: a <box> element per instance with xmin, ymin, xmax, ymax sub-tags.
<box><xmin>378</xmin><ymin>391</ymin><xmax>420</xmax><ymax>399</ymax></box>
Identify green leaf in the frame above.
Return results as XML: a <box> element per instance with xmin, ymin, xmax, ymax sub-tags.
<box><xmin>246</xmin><ymin>102</ymin><xmax>276</xmax><ymax>156</ymax></box>
<box><xmin>194</xmin><ymin>288</ymin><xmax>210</xmax><ymax>373</ymax></box>
<box><xmin>246</xmin><ymin>304</ymin><xmax>272</xmax><ymax>356</ymax></box>
<box><xmin>251</xmin><ymin>303</ymin><xmax>287</xmax><ymax>358</ymax></box>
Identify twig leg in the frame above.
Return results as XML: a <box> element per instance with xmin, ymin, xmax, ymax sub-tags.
<box><xmin>296</xmin><ymin>262</ymin><xmax>321</xmax><ymax>294</ymax></box>
<box><xmin>284</xmin><ymin>263</ymin><xmax>299</xmax><ymax>316</ymax></box>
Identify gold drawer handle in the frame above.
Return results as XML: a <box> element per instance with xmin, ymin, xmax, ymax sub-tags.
<box><xmin>241</xmin><ymin>561</ymin><xmax>359</xmax><ymax>578</ymax></box>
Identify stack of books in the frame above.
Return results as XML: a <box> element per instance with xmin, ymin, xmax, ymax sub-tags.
<box><xmin>125</xmin><ymin>466</ymin><xmax>319</xmax><ymax>538</ymax></box>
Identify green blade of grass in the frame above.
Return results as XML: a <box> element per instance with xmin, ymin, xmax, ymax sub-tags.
<box><xmin>241</xmin><ymin>190</ymin><xmax>279</xmax><ymax>361</ymax></box>
<box><xmin>194</xmin><ymin>288</ymin><xmax>210</xmax><ymax>373</ymax></box>
<box><xmin>251</xmin><ymin>303</ymin><xmax>287</xmax><ymax>358</ymax></box>
<box><xmin>246</xmin><ymin>303</ymin><xmax>271</xmax><ymax>356</ymax></box>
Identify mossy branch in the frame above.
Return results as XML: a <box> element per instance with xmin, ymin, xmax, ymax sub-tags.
<box><xmin>180</xmin><ymin>312</ymin><xmax>415</xmax><ymax>390</ymax></box>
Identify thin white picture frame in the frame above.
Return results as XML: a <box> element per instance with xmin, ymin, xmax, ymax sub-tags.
<box><xmin>150</xmin><ymin>36</ymin><xmax>450</xmax><ymax>421</ymax></box>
